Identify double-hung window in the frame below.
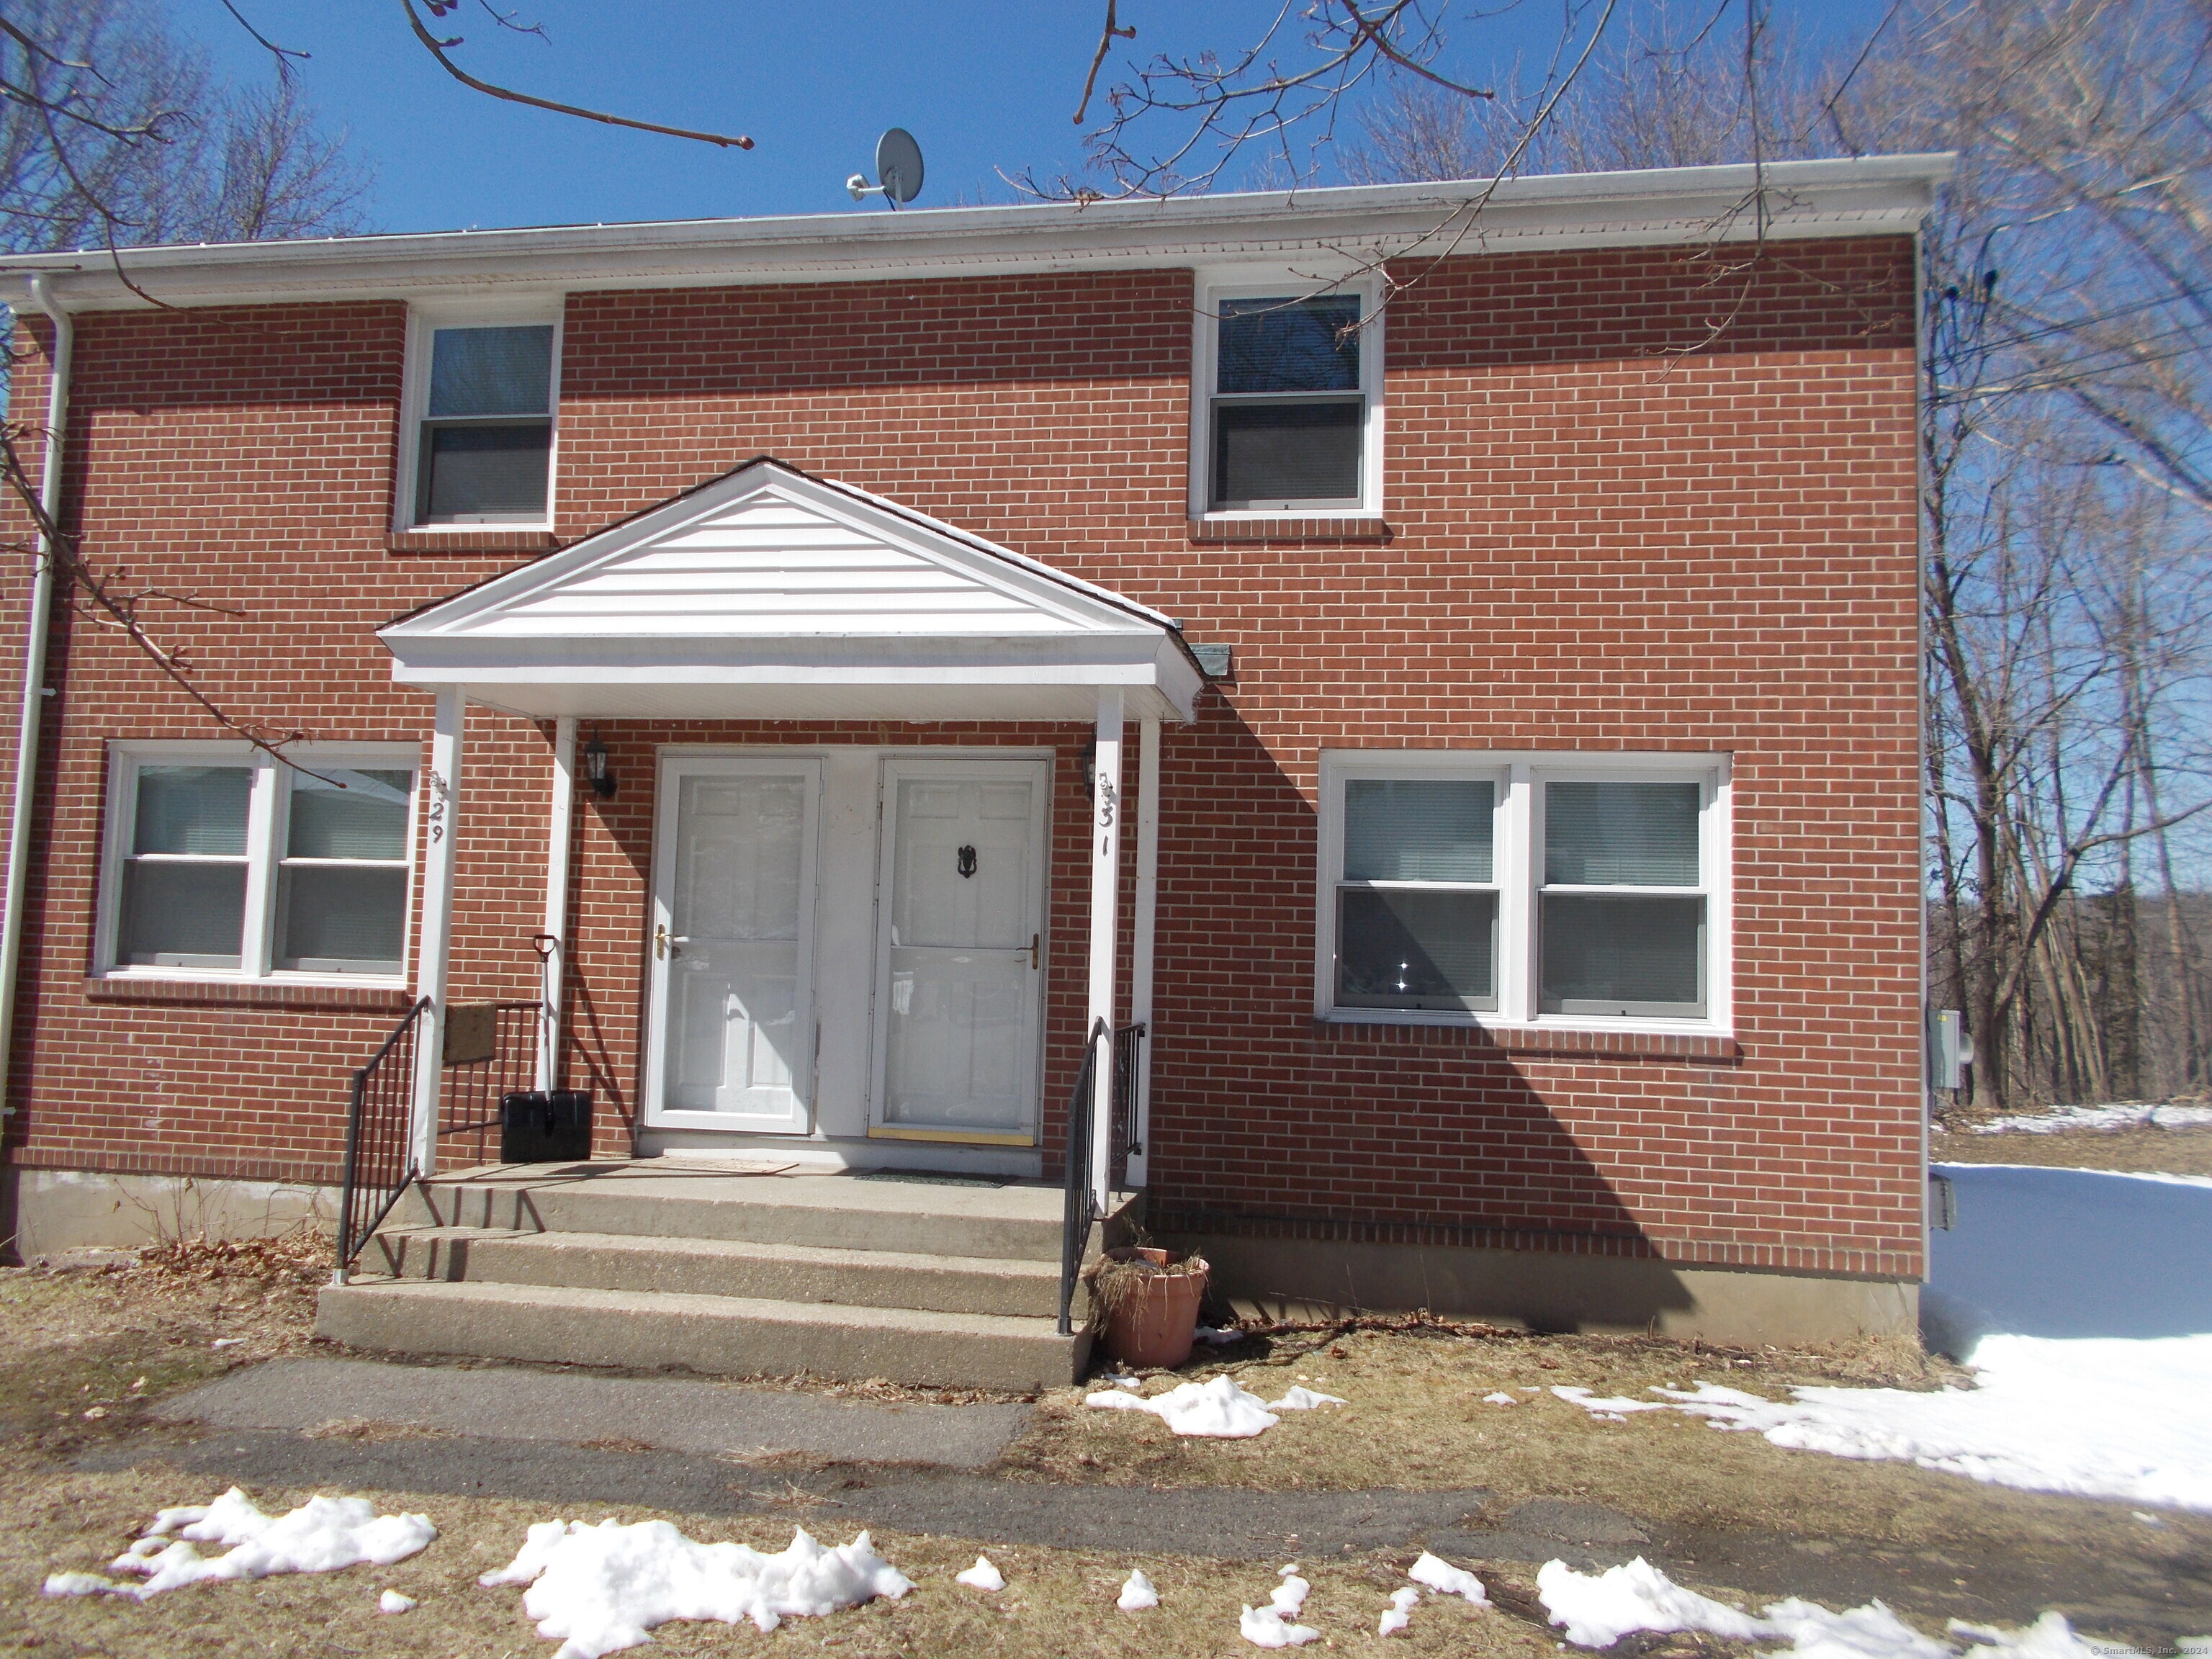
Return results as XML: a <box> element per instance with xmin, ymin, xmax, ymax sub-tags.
<box><xmin>1335</xmin><ymin>778</ymin><xmax>1501</xmax><ymax>1012</ymax></box>
<box><xmin>1198</xmin><ymin>279</ymin><xmax>1380</xmax><ymax>516</ymax></box>
<box><xmin>1539</xmin><ymin>781</ymin><xmax>1707</xmax><ymax>1018</ymax></box>
<box><xmin>102</xmin><ymin>745</ymin><xmax>418</xmax><ymax>982</ymax></box>
<box><xmin>1319</xmin><ymin>755</ymin><xmax>1728</xmax><ymax>1028</ymax></box>
<box><xmin>403</xmin><ymin>310</ymin><xmax>559</xmax><ymax>527</ymax></box>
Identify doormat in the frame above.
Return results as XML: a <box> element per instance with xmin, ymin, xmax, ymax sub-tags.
<box><xmin>852</xmin><ymin>1170</ymin><xmax>1008</xmax><ymax>1188</ymax></box>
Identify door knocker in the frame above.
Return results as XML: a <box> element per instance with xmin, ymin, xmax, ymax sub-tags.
<box><xmin>956</xmin><ymin>844</ymin><xmax>978</xmax><ymax>878</ymax></box>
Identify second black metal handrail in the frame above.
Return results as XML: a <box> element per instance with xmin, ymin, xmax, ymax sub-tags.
<box><xmin>1057</xmin><ymin>1018</ymin><xmax>1110</xmax><ymax>1336</ymax></box>
<box><xmin>1057</xmin><ymin>1017</ymin><xmax>1148</xmax><ymax>1336</ymax></box>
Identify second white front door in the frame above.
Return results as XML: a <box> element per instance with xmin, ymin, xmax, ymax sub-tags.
<box><xmin>871</xmin><ymin>757</ymin><xmax>1048</xmax><ymax>1143</ymax></box>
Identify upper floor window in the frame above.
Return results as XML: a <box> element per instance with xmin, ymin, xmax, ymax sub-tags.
<box><xmin>1196</xmin><ymin>279</ymin><xmax>1381</xmax><ymax>517</ymax></box>
<box><xmin>401</xmin><ymin>310</ymin><xmax>559</xmax><ymax>528</ymax></box>
<box><xmin>100</xmin><ymin>744</ymin><xmax>418</xmax><ymax>982</ymax></box>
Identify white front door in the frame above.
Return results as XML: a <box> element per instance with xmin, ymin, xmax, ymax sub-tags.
<box><xmin>644</xmin><ymin>757</ymin><xmax>821</xmax><ymax>1133</ymax></box>
<box><xmin>871</xmin><ymin>757</ymin><xmax>1048</xmax><ymax>1143</ymax></box>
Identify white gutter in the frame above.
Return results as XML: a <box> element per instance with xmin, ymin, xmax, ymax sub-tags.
<box><xmin>0</xmin><ymin>276</ymin><xmax>71</xmax><ymax>1115</ymax></box>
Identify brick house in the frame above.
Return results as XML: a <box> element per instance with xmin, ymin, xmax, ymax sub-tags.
<box><xmin>0</xmin><ymin>156</ymin><xmax>1947</xmax><ymax>1385</ymax></box>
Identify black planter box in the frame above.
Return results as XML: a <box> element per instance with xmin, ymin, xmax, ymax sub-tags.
<box><xmin>499</xmin><ymin>1090</ymin><xmax>593</xmax><ymax>1164</ymax></box>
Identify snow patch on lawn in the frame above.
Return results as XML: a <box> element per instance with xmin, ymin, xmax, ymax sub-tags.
<box><xmin>378</xmin><ymin>1589</ymin><xmax>417</xmax><ymax>1613</ymax></box>
<box><xmin>1539</xmin><ymin>1557</ymin><xmax>1771</xmax><ymax>1647</ymax></box>
<box><xmin>1553</xmin><ymin>1387</ymin><xmax>1671</xmax><ymax>1421</ymax></box>
<box><xmin>1379</xmin><ymin>1584</ymin><xmax>1421</xmax><ymax>1635</ymax></box>
<box><xmin>1409</xmin><ymin>1550</ymin><xmax>1488</xmax><ymax>1605</ymax></box>
<box><xmin>955</xmin><ymin>1555</ymin><xmax>1004</xmax><ymax>1591</ymax></box>
<box><xmin>1537</xmin><ymin>1558</ymin><xmax>2134</xmax><ymax>1659</ymax></box>
<box><xmin>1118</xmin><ymin>1568</ymin><xmax>1159</xmax><ymax>1611</ymax></box>
<box><xmin>1083</xmin><ymin>1373</ymin><xmax>1346</xmax><ymax>1437</ymax></box>
<box><xmin>44</xmin><ymin>1488</ymin><xmax>434</xmax><ymax>1600</ymax></box>
<box><xmin>1241</xmin><ymin>1603</ymin><xmax>1321</xmax><ymax>1647</ymax></box>
<box><xmin>480</xmin><ymin>1519</ymin><xmax>912</xmax><ymax>1657</ymax></box>
<box><xmin>1970</xmin><ymin>1102</ymin><xmax>2212</xmax><ymax>1135</ymax></box>
<box><xmin>1655</xmin><ymin>1332</ymin><xmax>2212</xmax><ymax>1511</ymax></box>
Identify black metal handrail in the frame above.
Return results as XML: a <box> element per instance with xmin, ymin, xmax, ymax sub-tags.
<box><xmin>1056</xmin><ymin>1017</ymin><xmax>1147</xmax><ymax>1336</ymax></box>
<box><xmin>1111</xmin><ymin>1019</ymin><xmax>1146</xmax><ymax>1177</ymax></box>
<box><xmin>1057</xmin><ymin>1017</ymin><xmax>1110</xmax><ymax>1336</ymax></box>
<box><xmin>335</xmin><ymin>997</ymin><xmax>547</xmax><ymax>1274</ymax></box>
<box><xmin>336</xmin><ymin>997</ymin><xmax>430</xmax><ymax>1274</ymax></box>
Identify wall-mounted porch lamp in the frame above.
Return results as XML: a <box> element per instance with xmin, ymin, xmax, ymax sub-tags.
<box><xmin>583</xmin><ymin>727</ymin><xmax>617</xmax><ymax>799</ymax></box>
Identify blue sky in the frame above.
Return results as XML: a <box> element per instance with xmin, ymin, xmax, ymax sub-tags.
<box><xmin>189</xmin><ymin>1</ymin><xmax>1902</xmax><ymax>233</ymax></box>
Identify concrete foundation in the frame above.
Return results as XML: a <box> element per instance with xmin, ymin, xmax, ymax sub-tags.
<box><xmin>0</xmin><ymin>1166</ymin><xmax>333</xmax><ymax>1263</ymax></box>
<box><xmin>1171</xmin><ymin>1231</ymin><xmax>1919</xmax><ymax>1346</ymax></box>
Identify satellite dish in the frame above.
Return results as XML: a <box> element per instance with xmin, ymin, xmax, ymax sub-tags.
<box><xmin>845</xmin><ymin>127</ymin><xmax>925</xmax><ymax>209</ymax></box>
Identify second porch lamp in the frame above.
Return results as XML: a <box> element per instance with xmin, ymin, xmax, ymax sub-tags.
<box><xmin>583</xmin><ymin>727</ymin><xmax>616</xmax><ymax>799</ymax></box>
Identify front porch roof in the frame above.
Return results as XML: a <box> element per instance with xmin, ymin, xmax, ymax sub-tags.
<box><xmin>379</xmin><ymin>459</ymin><xmax>1206</xmax><ymax>724</ymax></box>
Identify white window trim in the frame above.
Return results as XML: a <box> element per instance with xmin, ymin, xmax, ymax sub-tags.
<box><xmin>1315</xmin><ymin>750</ymin><xmax>1732</xmax><ymax>1035</ymax></box>
<box><xmin>394</xmin><ymin>296</ymin><xmax>565</xmax><ymax>534</ymax></box>
<box><xmin>96</xmin><ymin>741</ymin><xmax>421</xmax><ymax>989</ymax></box>
<box><xmin>1190</xmin><ymin>265</ymin><xmax>1385</xmax><ymax>521</ymax></box>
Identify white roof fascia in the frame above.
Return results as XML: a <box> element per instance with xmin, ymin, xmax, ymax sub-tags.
<box><xmin>1</xmin><ymin>154</ymin><xmax>1954</xmax><ymax>311</ymax></box>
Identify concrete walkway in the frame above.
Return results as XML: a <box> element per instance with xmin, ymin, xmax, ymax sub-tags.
<box><xmin>153</xmin><ymin>1357</ymin><xmax>1030</xmax><ymax>1470</ymax></box>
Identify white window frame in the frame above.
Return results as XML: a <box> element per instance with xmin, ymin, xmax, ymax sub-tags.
<box><xmin>394</xmin><ymin>297</ymin><xmax>565</xmax><ymax>534</ymax></box>
<box><xmin>1190</xmin><ymin>266</ymin><xmax>1385</xmax><ymax>521</ymax></box>
<box><xmin>1316</xmin><ymin>751</ymin><xmax>1732</xmax><ymax>1035</ymax></box>
<box><xmin>96</xmin><ymin>741</ymin><xmax>421</xmax><ymax>987</ymax></box>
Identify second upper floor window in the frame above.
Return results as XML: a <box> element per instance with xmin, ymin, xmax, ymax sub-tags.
<box><xmin>1203</xmin><ymin>288</ymin><xmax>1377</xmax><ymax>515</ymax></box>
<box><xmin>405</xmin><ymin>315</ymin><xmax>558</xmax><ymax>526</ymax></box>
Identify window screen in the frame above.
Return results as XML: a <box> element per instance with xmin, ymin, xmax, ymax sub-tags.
<box><xmin>1540</xmin><ymin>781</ymin><xmax>1704</xmax><ymax>1017</ymax></box>
<box><xmin>1218</xmin><ymin>297</ymin><xmax>1359</xmax><ymax>393</ymax></box>
<box><xmin>416</xmin><ymin>323</ymin><xmax>554</xmax><ymax>524</ymax></box>
<box><xmin>1336</xmin><ymin>775</ymin><xmax>1498</xmax><ymax>1012</ymax></box>
<box><xmin>1210</xmin><ymin>294</ymin><xmax>1364</xmax><ymax>511</ymax></box>
<box><xmin>119</xmin><ymin>765</ymin><xmax>251</xmax><ymax>967</ymax></box>
<box><xmin>276</xmin><ymin>769</ymin><xmax>413</xmax><ymax>974</ymax></box>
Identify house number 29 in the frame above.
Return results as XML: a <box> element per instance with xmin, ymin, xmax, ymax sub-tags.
<box><xmin>427</xmin><ymin>771</ymin><xmax>450</xmax><ymax>844</ymax></box>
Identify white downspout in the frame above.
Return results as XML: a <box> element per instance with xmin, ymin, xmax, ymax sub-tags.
<box><xmin>0</xmin><ymin>279</ymin><xmax>73</xmax><ymax>1117</ymax></box>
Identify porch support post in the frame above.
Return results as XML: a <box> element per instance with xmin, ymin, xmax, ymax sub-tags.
<box><xmin>409</xmin><ymin>685</ymin><xmax>465</xmax><ymax>1179</ymax></box>
<box><xmin>1087</xmin><ymin>686</ymin><xmax>1123</xmax><ymax>1215</ymax></box>
<box><xmin>1128</xmin><ymin>714</ymin><xmax>1159</xmax><ymax>1188</ymax></box>
<box><xmin>536</xmin><ymin>715</ymin><xmax>577</xmax><ymax>1092</ymax></box>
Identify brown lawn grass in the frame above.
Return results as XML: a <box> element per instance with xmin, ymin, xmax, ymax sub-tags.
<box><xmin>3</xmin><ymin>1244</ymin><xmax>2207</xmax><ymax>1655</ymax></box>
<box><xmin>1933</xmin><ymin>1120</ymin><xmax>2212</xmax><ymax>1177</ymax></box>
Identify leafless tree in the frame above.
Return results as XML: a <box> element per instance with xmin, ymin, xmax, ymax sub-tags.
<box><xmin>0</xmin><ymin>0</ymin><xmax>371</xmax><ymax>256</ymax></box>
<box><xmin>1339</xmin><ymin>0</ymin><xmax>2212</xmax><ymax>1107</ymax></box>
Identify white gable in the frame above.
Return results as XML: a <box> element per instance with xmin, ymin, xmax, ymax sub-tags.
<box><xmin>400</xmin><ymin>464</ymin><xmax>1148</xmax><ymax>641</ymax></box>
<box><xmin>380</xmin><ymin>460</ymin><xmax>1202</xmax><ymax>725</ymax></box>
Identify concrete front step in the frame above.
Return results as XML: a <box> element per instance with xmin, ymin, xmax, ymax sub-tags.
<box><xmin>371</xmin><ymin>1224</ymin><xmax>1065</xmax><ymax>1319</ymax></box>
<box><xmin>396</xmin><ymin>1166</ymin><xmax>1129</xmax><ymax>1264</ymax></box>
<box><xmin>315</xmin><ymin>1277</ymin><xmax>1088</xmax><ymax>1393</ymax></box>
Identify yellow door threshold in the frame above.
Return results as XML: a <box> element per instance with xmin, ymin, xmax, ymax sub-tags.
<box><xmin>866</xmin><ymin>1125</ymin><xmax>1037</xmax><ymax>1148</ymax></box>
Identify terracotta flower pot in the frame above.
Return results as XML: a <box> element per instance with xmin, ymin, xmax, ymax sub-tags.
<box><xmin>1098</xmin><ymin>1246</ymin><xmax>1210</xmax><ymax>1370</ymax></box>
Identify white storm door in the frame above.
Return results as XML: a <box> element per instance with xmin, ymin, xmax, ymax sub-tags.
<box><xmin>645</xmin><ymin>757</ymin><xmax>821</xmax><ymax>1133</ymax></box>
<box><xmin>872</xmin><ymin>758</ymin><xmax>1048</xmax><ymax>1143</ymax></box>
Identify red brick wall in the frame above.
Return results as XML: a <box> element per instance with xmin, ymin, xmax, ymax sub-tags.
<box><xmin>1</xmin><ymin>238</ymin><xmax>1923</xmax><ymax>1279</ymax></box>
